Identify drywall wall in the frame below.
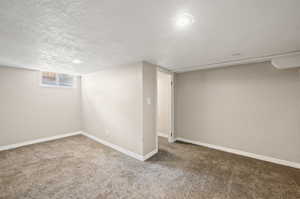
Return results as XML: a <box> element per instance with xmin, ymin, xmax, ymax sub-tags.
<box><xmin>0</xmin><ymin>66</ymin><xmax>81</xmax><ymax>146</ymax></box>
<box><xmin>142</xmin><ymin>62</ymin><xmax>157</xmax><ymax>155</ymax></box>
<box><xmin>157</xmin><ymin>71</ymin><xmax>171</xmax><ymax>137</ymax></box>
<box><xmin>81</xmin><ymin>62</ymin><xmax>157</xmax><ymax>157</ymax></box>
<box><xmin>175</xmin><ymin>62</ymin><xmax>300</xmax><ymax>163</ymax></box>
<box><xmin>81</xmin><ymin>62</ymin><xmax>144</xmax><ymax>155</ymax></box>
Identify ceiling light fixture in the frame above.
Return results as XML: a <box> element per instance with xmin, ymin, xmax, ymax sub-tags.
<box><xmin>176</xmin><ymin>13</ymin><xmax>194</xmax><ymax>27</ymax></box>
<box><xmin>72</xmin><ymin>59</ymin><xmax>82</xmax><ymax>64</ymax></box>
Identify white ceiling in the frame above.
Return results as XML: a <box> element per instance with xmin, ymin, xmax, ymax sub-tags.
<box><xmin>0</xmin><ymin>0</ymin><xmax>300</xmax><ymax>74</ymax></box>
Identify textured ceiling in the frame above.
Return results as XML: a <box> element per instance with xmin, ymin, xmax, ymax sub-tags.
<box><xmin>0</xmin><ymin>0</ymin><xmax>300</xmax><ymax>74</ymax></box>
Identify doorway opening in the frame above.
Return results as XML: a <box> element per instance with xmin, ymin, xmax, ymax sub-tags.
<box><xmin>156</xmin><ymin>69</ymin><xmax>174</xmax><ymax>148</ymax></box>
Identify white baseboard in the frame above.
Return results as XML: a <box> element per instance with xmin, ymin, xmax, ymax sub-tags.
<box><xmin>157</xmin><ymin>132</ymin><xmax>168</xmax><ymax>138</ymax></box>
<box><xmin>2</xmin><ymin>131</ymin><xmax>297</xmax><ymax>168</ymax></box>
<box><xmin>143</xmin><ymin>148</ymin><xmax>158</xmax><ymax>161</ymax></box>
<box><xmin>0</xmin><ymin>132</ymin><xmax>82</xmax><ymax>151</ymax></box>
<box><xmin>0</xmin><ymin>131</ymin><xmax>158</xmax><ymax>162</ymax></box>
<box><xmin>176</xmin><ymin>137</ymin><xmax>300</xmax><ymax>169</ymax></box>
<box><xmin>81</xmin><ymin>132</ymin><xmax>158</xmax><ymax>161</ymax></box>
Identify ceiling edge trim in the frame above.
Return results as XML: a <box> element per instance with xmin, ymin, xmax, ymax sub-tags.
<box><xmin>172</xmin><ymin>50</ymin><xmax>300</xmax><ymax>73</ymax></box>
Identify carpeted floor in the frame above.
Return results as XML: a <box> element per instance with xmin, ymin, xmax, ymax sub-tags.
<box><xmin>0</xmin><ymin>135</ymin><xmax>299</xmax><ymax>199</ymax></box>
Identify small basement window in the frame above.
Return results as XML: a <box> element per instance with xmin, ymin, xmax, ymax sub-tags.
<box><xmin>41</xmin><ymin>72</ymin><xmax>75</xmax><ymax>88</ymax></box>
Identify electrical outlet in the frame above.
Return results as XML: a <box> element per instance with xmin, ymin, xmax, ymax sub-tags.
<box><xmin>146</xmin><ymin>97</ymin><xmax>152</xmax><ymax>105</ymax></box>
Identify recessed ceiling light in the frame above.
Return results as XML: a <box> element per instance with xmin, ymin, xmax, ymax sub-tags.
<box><xmin>72</xmin><ymin>59</ymin><xmax>82</xmax><ymax>64</ymax></box>
<box><xmin>176</xmin><ymin>13</ymin><xmax>194</xmax><ymax>27</ymax></box>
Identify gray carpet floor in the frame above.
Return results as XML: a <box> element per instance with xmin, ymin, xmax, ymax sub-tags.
<box><xmin>0</xmin><ymin>135</ymin><xmax>299</xmax><ymax>199</ymax></box>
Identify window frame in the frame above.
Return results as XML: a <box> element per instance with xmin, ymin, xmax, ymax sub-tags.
<box><xmin>40</xmin><ymin>71</ymin><xmax>76</xmax><ymax>88</ymax></box>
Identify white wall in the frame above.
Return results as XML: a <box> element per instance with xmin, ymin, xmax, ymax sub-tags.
<box><xmin>81</xmin><ymin>63</ymin><xmax>143</xmax><ymax>155</ymax></box>
<box><xmin>175</xmin><ymin>62</ymin><xmax>300</xmax><ymax>164</ymax></box>
<box><xmin>0</xmin><ymin>66</ymin><xmax>81</xmax><ymax>146</ymax></box>
<box><xmin>157</xmin><ymin>71</ymin><xmax>171</xmax><ymax>137</ymax></box>
<box><xmin>142</xmin><ymin>62</ymin><xmax>157</xmax><ymax>155</ymax></box>
<box><xmin>81</xmin><ymin>62</ymin><xmax>157</xmax><ymax>156</ymax></box>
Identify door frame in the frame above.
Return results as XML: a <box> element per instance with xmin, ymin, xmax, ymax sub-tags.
<box><xmin>156</xmin><ymin>66</ymin><xmax>175</xmax><ymax>143</ymax></box>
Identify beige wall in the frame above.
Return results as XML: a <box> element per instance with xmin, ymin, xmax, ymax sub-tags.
<box><xmin>0</xmin><ymin>66</ymin><xmax>81</xmax><ymax>146</ymax></box>
<box><xmin>81</xmin><ymin>62</ymin><xmax>157</xmax><ymax>156</ymax></box>
<box><xmin>157</xmin><ymin>71</ymin><xmax>171</xmax><ymax>137</ymax></box>
<box><xmin>142</xmin><ymin>62</ymin><xmax>157</xmax><ymax>155</ymax></box>
<box><xmin>81</xmin><ymin>63</ymin><xmax>144</xmax><ymax>155</ymax></box>
<box><xmin>175</xmin><ymin>62</ymin><xmax>300</xmax><ymax>163</ymax></box>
